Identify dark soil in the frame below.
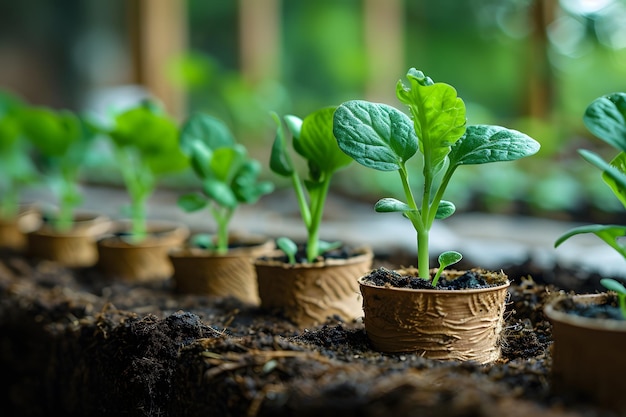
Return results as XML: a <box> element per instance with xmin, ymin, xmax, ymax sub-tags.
<box><xmin>0</xmin><ymin>248</ymin><xmax>622</xmax><ymax>417</ymax></box>
<box><xmin>363</xmin><ymin>267</ymin><xmax>502</xmax><ymax>290</ymax></box>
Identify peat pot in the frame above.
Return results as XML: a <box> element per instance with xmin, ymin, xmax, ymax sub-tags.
<box><xmin>359</xmin><ymin>268</ymin><xmax>510</xmax><ymax>364</ymax></box>
<box><xmin>255</xmin><ymin>246</ymin><xmax>373</xmax><ymax>327</ymax></box>
<box><xmin>544</xmin><ymin>293</ymin><xmax>626</xmax><ymax>414</ymax></box>
<box><xmin>0</xmin><ymin>207</ymin><xmax>41</xmax><ymax>251</ymax></box>
<box><xmin>97</xmin><ymin>220</ymin><xmax>189</xmax><ymax>282</ymax></box>
<box><xmin>26</xmin><ymin>213</ymin><xmax>111</xmax><ymax>267</ymax></box>
<box><xmin>169</xmin><ymin>236</ymin><xmax>274</xmax><ymax>305</ymax></box>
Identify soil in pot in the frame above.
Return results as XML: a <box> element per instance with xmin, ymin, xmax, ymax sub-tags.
<box><xmin>359</xmin><ymin>267</ymin><xmax>510</xmax><ymax>363</ymax></box>
<box><xmin>545</xmin><ymin>293</ymin><xmax>626</xmax><ymax>415</ymax></box>
<box><xmin>169</xmin><ymin>236</ymin><xmax>275</xmax><ymax>305</ymax></box>
<box><xmin>97</xmin><ymin>220</ymin><xmax>189</xmax><ymax>282</ymax></box>
<box><xmin>26</xmin><ymin>212</ymin><xmax>110</xmax><ymax>267</ymax></box>
<box><xmin>255</xmin><ymin>245</ymin><xmax>373</xmax><ymax>327</ymax></box>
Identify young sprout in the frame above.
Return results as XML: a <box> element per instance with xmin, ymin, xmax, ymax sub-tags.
<box><xmin>333</xmin><ymin>68</ymin><xmax>540</xmax><ymax>281</ymax></box>
<box><xmin>600</xmin><ymin>278</ymin><xmax>626</xmax><ymax>319</ymax></box>
<box><xmin>177</xmin><ymin>113</ymin><xmax>274</xmax><ymax>254</ymax></box>
<box><xmin>270</xmin><ymin>107</ymin><xmax>352</xmax><ymax>264</ymax></box>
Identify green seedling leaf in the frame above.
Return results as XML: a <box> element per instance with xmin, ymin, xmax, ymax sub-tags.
<box><xmin>203</xmin><ymin>178</ymin><xmax>237</xmax><ymax>209</ymax></box>
<box><xmin>435</xmin><ymin>200</ymin><xmax>455</xmax><ymax>219</ymax></box>
<box><xmin>601</xmin><ymin>278</ymin><xmax>626</xmax><ymax>319</ymax></box>
<box><xmin>211</xmin><ymin>145</ymin><xmax>246</xmax><ymax>183</ymax></box>
<box><xmin>432</xmin><ymin>251</ymin><xmax>463</xmax><ymax>287</ymax></box>
<box><xmin>601</xmin><ymin>278</ymin><xmax>626</xmax><ymax>295</ymax></box>
<box><xmin>555</xmin><ymin>224</ymin><xmax>626</xmax><ymax>259</ymax></box>
<box><xmin>374</xmin><ymin>198</ymin><xmax>412</xmax><ymax>213</ymax></box>
<box><xmin>603</xmin><ymin>152</ymin><xmax>626</xmax><ymax>209</ymax></box>
<box><xmin>177</xmin><ymin>193</ymin><xmax>208</xmax><ymax>212</ymax></box>
<box><xmin>318</xmin><ymin>240</ymin><xmax>342</xmax><ymax>254</ymax></box>
<box><xmin>233</xmin><ymin>160</ymin><xmax>275</xmax><ymax>204</ymax></box>
<box><xmin>180</xmin><ymin>112</ymin><xmax>234</xmax><ymax>155</ymax></box>
<box><xmin>269</xmin><ymin>112</ymin><xmax>294</xmax><ymax>177</ymax></box>
<box><xmin>583</xmin><ymin>92</ymin><xmax>626</xmax><ymax>153</ymax></box>
<box><xmin>579</xmin><ymin>150</ymin><xmax>626</xmax><ymax>209</ymax></box>
<box><xmin>284</xmin><ymin>115</ymin><xmax>303</xmax><ymax>139</ymax></box>
<box><xmin>190</xmin><ymin>233</ymin><xmax>215</xmax><ymax>249</ymax></box>
<box><xmin>295</xmin><ymin>106</ymin><xmax>352</xmax><ymax>176</ymax></box>
<box><xmin>277</xmin><ymin>237</ymin><xmax>298</xmax><ymax>265</ymax></box>
<box><xmin>333</xmin><ymin>100</ymin><xmax>418</xmax><ymax>171</ymax></box>
<box><xmin>189</xmin><ymin>141</ymin><xmax>213</xmax><ymax>178</ymax></box>
<box><xmin>396</xmin><ymin>68</ymin><xmax>466</xmax><ymax>173</ymax></box>
<box><xmin>448</xmin><ymin>125</ymin><xmax>541</xmax><ymax>168</ymax></box>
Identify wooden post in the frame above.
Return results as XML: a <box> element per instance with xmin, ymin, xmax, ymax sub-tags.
<box><xmin>239</xmin><ymin>0</ymin><xmax>281</xmax><ymax>84</ymax></box>
<box><xmin>363</xmin><ymin>0</ymin><xmax>405</xmax><ymax>103</ymax></box>
<box><xmin>128</xmin><ymin>0</ymin><xmax>187</xmax><ymax>119</ymax></box>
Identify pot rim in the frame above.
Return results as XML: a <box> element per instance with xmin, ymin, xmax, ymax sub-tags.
<box><xmin>254</xmin><ymin>246</ymin><xmax>373</xmax><ymax>269</ymax></box>
<box><xmin>544</xmin><ymin>293</ymin><xmax>626</xmax><ymax>332</ymax></box>
<box><xmin>169</xmin><ymin>237</ymin><xmax>274</xmax><ymax>258</ymax></box>
<box><xmin>358</xmin><ymin>270</ymin><xmax>510</xmax><ymax>295</ymax></box>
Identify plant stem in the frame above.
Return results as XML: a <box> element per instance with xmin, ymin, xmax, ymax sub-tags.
<box><xmin>291</xmin><ymin>172</ymin><xmax>311</xmax><ymax>228</ymax></box>
<box><xmin>211</xmin><ymin>205</ymin><xmax>233</xmax><ymax>255</ymax></box>
<box><xmin>306</xmin><ymin>176</ymin><xmax>331</xmax><ymax>263</ymax></box>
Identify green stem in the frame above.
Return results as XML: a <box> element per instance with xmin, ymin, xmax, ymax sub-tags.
<box><xmin>291</xmin><ymin>172</ymin><xmax>311</xmax><ymax>228</ymax></box>
<box><xmin>306</xmin><ymin>176</ymin><xmax>331</xmax><ymax>263</ymax></box>
<box><xmin>130</xmin><ymin>196</ymin><xmax>147</xmax><ymax>242</ymax></box>
<box><xmin>210</xmin><ymin>205</ymin><xmax>233</xmax><ymax>254</ymax></box>
<box><xmin>426</xmin><ymin>166</ymin><xmax>457</xmax><ymax>228</ymax></box>
<box><xmin>619</xmin><ymin>294</ymin><xmax>626</xmax><ymax>320</ymax></box>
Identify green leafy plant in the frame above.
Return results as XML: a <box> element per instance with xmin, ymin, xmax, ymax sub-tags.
<box><xmin>333</xmin><ymin>68</ymin><xmax>540</xmax><ymax>284</ymax></box>
<box><xmin>21</xmin><ymin>106</ymin><xmax>93</xmax><ymax>231</ymax></box>
<box><xmin>177</xmin><ymin>112</ymin><xmax>274</xmax><ymax>254</ymax></box>
<box><xmin>0</xmin><ymin>92</ymin><xmax>37</xmax><ymax>221</ymax></box>
<box><xmin>600</xmin><ymin>278</ymin><xmax>626</xmax><ymax>318</ymax></box>
<box><xmin>555</xmin><ymin>92</ymin><xmax>626</xmax><ymax>317</ymax></box>
<box><xmin>270</xmin><ymin>106</ymin><xmax>353</xmax><ymax>263</ymax></box>
<box><xmin>106</xmin><ymin>101</ymin><xmax>189</xmax><ymax>242</ymax></box>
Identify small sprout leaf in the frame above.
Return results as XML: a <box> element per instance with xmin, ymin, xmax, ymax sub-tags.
<box><xmin>284</xmin><ymin>115</ymin><xmax>303</xmax><ymax>139</ymax></box>
<box><xmin>432</xmin><ymin>251</ymin><xmax>463</xmax><ymax>287</ymax></box>
<box><xmin>374</xmin><ymin>198</ymin><xmax>412</xmax><ymax>213</ymax></box>
<box><xmin>435</xmin><ymin>200</ymin><xmax>455</xmax><ymax>219</ymax></box>
<box><xmin>269</xmin><ymin>112</ymin><xmax>294</xmax><ymax>177</ymax></box>
<box><xmin>177</xmin><ymin>193</ymin><xmax>207</xmax><ymax>212</ymax></box>
<box><xmin>277</xmin><ymin>237</ymin><xmax>298</xmax><ymax>265</ymax></box>
<box><xmin>318</xmin><ymin>240</ymin><xmax>342</xmax><ymax>254</ymax></box>
<box><xmin>203</xmin><ymin>178</ymin><xmax>237</xmax><ymax>208</ymax></box>
<box><xmin>601</xmin><ymin>278</ymin><xmax>626</xmax><ymax>295</ymax></box>
<box><xmin>190</xmin><ymin>233</ymin><xmax>215</xmax><ymax>249</ymax></box>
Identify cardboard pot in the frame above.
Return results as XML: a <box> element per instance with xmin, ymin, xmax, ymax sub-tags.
<box><xmin>0</xmin><ymin>207</ymin><xmax>41</xmax><ymax>251</ymax></box>
<box><xmin>97</xmin><ymin>220</ymin><xmax>189</xmax><ymax>282</ymax></box>
<box><xmin>255</xmin><ymin>247</ymin><xmax>373</xmax><ymax>327</ymax></box>
<box><xmin>169</xmin><ymin>236</ymin><xmax>274</xmax><ymax>305</ymax></box>
<box><xmin>26</xmin><ymin>213</ymin><xmax>111</xmax><ymax>267</ymax></box>
<box><xmin>544</xmin><ymin>293</ymin><xmax>626</xmax><ymax>414</ymax></box>
<box><xmin>359</xmin><ymin>268</ymin><xmax>509</xmax><ymax>364</ymax></box>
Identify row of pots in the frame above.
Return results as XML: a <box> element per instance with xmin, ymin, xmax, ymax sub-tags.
<box><xmin>2</xmin><ymin>207</ymin><xmax>624</xmax><ymax>413</ymax></box>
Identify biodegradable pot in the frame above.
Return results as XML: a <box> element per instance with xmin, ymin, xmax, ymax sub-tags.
<box><xmin>0</xmin><ymin>207</ymin><xmax>41</xmax><ymax>251</ymax></box>
<box><xmin>254</xmin><ymin>247</ymin><xmax>373</xmax><ymax>327</ymax></box>
<box><xmin>544</xmin><ymin>293</ymin><xmax>626</xmax><ymax>414</ymax></box>
<box><xmin>359</xmin><ymin>268</ymin><xmax>510</xmax><ymax>364</ymax></box>
<box><xmin>26</xmin><ymin>213</ymin><xmax>111</xmax><ymax>267</ymax></box>
<box><xmin>169</xmin><ymin>236</ymin><xmax>275</xmax><ymax>305</ymax></box>
<box><xmin>97</xmin><ymin>220</ymin><xmax>189</xmax><ymax>282</ymax></box>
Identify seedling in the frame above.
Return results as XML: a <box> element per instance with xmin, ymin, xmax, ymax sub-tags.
<box><xmin>270</xmin><ymin>107</ymin><xmax>353</xmax><ymax>263</ymax></box>
<box><xmin>0</xmin><ymin>92</ymin><xmax>37</xmax><ymax>221</ymax></box>
<box><xmin>600</xmin><ymin>278</ymin><xmax>626</xmax><ymax>319</ymax></box>
<box><xmin>106</xmin><ymin>101</ymin><xmax>189</xmax><ymax>242</ymax></box>
<box><xmin>555</xmin><ymin>92</ymin><xmax>626</xmax><ymax>317</ymax></box>
<box><xmin>333</xmin><ymin>68</ymin><xmax>540</xmax><ymax>281</ymax></box>
<box><xmin>21</xmin><ymin>107</ymin><xmax>93</xmax><ymax>231</ymax></box>
<box><xmin>177</xmin><ymin>113</ymin><xmax>274</xmax><ymax>254</ymax></box>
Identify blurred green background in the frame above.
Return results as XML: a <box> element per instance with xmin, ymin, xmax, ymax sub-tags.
<box><xmin>1</xmin><ymin>0</ymin><xmax>625</xmax><ymax>221</ymax></box>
